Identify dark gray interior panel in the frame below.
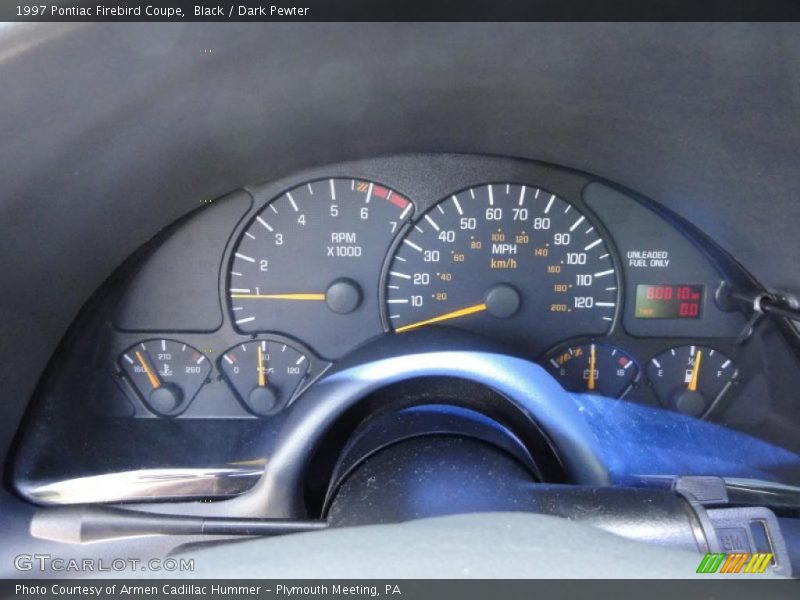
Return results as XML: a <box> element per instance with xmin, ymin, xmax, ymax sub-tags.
<box><xmin>2</xmin><ymin>21</ymin><xmax>800</xmax><ymax>573</ymax></box>
<box><xmin>113</xmin><ymin>190</ymin><xmax>251</xmax><ymax>332</ymax></box>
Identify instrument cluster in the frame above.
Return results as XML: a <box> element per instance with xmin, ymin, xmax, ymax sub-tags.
<box><xmin>112</xmin><ymin>165</ymin><xmax>748</xmax><ymax>421</ymax></box>
<box><xmin>16</xmin><ymin>154</ymin><xmax>797</xmax><ymax>505</ymax></box>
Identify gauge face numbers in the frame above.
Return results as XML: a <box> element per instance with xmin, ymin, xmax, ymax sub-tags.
<box><xmin>120</xmin><ymin>340</ymin><xmax>210</xmax><ymax>416</ymax></box>
<box><xmin>220</xmin><ymin>340</ymin><xmax>309</xmax><ymax>416</ymax></box>
<box><xmin>545</xmin><ymin>343</ymin><xmax>639</xmax><ymax>398</ymax></box>
<box><xmin>229</xmin><ymin>178</ymin><xmax>414</xmax><ymax>359</ymax></box>
<box><xmin>385</xmin><ymin>184</ymin><xmax>618</xmax><ymax>350</ymax></box>
<box><xmin>647</xmin><ymin>345</ymin><xmax>737</xmax><ymax>417</ymax></box>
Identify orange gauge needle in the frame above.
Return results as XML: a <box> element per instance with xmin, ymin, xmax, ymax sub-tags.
<box><xmin>229</xmin><ymin>293</ymin><xmax>325</xmax><ymax>301</ymax></box>
<box><xmin>257</xmin><ymin>344</ymin><xmax>266</xmax><ymax>388</ymax></box>
<box><xmin>588</xmin><ymin>344</ymin><xmax>597</xmax><ymax>391</ymax></box>
<box><xmin>135</xmin><ymin>350</ymin><xmax>161</xmax><ymax>389</ymax></box>
<box><xmin>395</xmin><ymin>303</ymin><xmax>488</xmax><ymax>334</ymax></box>
<box><xmin>688</xmin><ymin>349</ymin><xmax>703</xmax><ymax>391</ymax></box>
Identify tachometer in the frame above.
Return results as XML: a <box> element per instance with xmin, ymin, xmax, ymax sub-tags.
<box><xmin>384</xmin><ymin>184</ymin><xmax>618</xmax><ymax>351</ymax></box>
<box><xmin>229</xmin><ymin>178</ymin><xmax>414</xmax><ymax>359</ymax></box>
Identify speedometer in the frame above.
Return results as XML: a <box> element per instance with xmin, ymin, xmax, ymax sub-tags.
<box><xmin>229</xmin><ymin>178</ymin><xmax>413</xmax><ymax>359</ymax></box>
<box><xmin>384</xmin><ymin>183</ymin><xmax>618</xmax><ymax>352</ymax></box>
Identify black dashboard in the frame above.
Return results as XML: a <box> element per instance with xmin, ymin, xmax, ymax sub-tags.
<box><xmin>2</xmin><ymin>21</ymin><xmax>800</xmax><ymax>580</ymax></box>
<box><xmin>11</xmin><ymin>154</ymin><xmax>800</xmax><ymax>510</ymax></box>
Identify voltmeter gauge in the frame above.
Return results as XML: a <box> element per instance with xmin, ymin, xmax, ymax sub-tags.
<box><xmin>647</xmin><ymin>345</ymin><xmax>737</xmax><ymax>417</ymax></box>
<box><xmin>119</xmin><ymin>340</ymin><xmax>211</xmax><ymax>415</ymax></box>
<box><xmin>544</xmin><ymin>343</ymin><xmax>639</xmax><ymax>398</ymax></box>
<box><xmin>220</xmin><ymin>340</ymin><xmax>309</xmax><ymax>416</ymax></box>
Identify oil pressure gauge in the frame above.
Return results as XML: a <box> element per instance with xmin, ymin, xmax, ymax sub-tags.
<box><xmin>647</xmin><ymin>345</ymin><xmax>737</xmax><ymax>417</ymax></box>
<box><xmin>220</xmin><ymin>340</ymin><xmax>309</xmax><ymax>416</ymax></box>
<box><xmin>120</xmin><ymin>340</ymin><xmax>211</xmax><ymax>416</ymax></box>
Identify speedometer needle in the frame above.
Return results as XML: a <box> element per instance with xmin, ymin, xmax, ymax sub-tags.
<box><xmin>394</xmin><ymin>303</ymin><xmax>488</xmax><ymax>333</ymax></box>
<box><xmin>230</xmin><ymin>293</ymin><xmax>325</xmax><ymax>301</ymax></box>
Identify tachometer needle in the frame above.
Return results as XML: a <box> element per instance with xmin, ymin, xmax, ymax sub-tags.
<box><xmin>257</xmin><ymin>344</ymin><xmax>266</xmax><ymax>388</ymax></box>
<box><xmin>688</xmin><ymin>349</ymin><xmax>703</xmax><ymax>391</ymax></box>
<box><xmin>588</xmin><ymin>343</ymin><xmax>597</xmax><ymax>391</ymax></box>
<box><xmin>395</xmin><ymin>303</ymin><xmax>488</xmax><ymax>333</ymax></box>
<box><xmin>230</xmin><ymin>293</ymin><xmax>326</xmax><ymax>301</ymax></box>
<box><xmin>135</xmin><ymin>350</ymin><xmax>161</xmax><ymax>390</ymax></box>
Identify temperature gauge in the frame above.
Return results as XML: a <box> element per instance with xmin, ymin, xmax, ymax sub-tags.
<box><xmin>220</xmin><ymin>340</ymin><xmax>309</xmax><ymax>416</ymax></box>
<box><xmin>120</xmin><ymin>340</ymin><xmax>211</xmax><ymax>415</ymax></box>
<box><xmin>647</xmin><ymin>345</ymin><xmax>737</xmax><ymax>417</ymax></box>
<box><xmin>544</xmin><ymin>343</ymin><xmax>640</xmax><ymax>398</ymax></box>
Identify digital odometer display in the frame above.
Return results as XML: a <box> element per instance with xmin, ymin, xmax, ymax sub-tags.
<box><xmin>635</xmin><ymin>284</ymin><xmax>703</xmax><ymax>319</ymax></box>
<box><xmin>384</xmin><ymin>183</ymin><xmax>619</xmax><ymax>352</ymax></box>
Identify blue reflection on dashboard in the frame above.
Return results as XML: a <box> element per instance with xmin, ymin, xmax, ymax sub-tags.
<box><xmin>570</xmin><ymin>393</ymin><xmax>800</xmax><ymax>484</ymax></box>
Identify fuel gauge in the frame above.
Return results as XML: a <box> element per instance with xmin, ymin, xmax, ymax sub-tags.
<box><xmin>544</xmin><ymin>343</ymin><xmax>640</xmax><ymax>398</ymax></box>
<box><xmin>647</xmin><ymin>345</ymin><xmax>737</xmax><ymax>417</ymax></box>
<box><xmin>220</xmin><ymin>340</ymin><xmax>309</xmax><ymax>416</ymax></box>
<box><xmin>120</xmin><ymin>339</ymin><xmax>211</xmax><ymax>415</ymax></box>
